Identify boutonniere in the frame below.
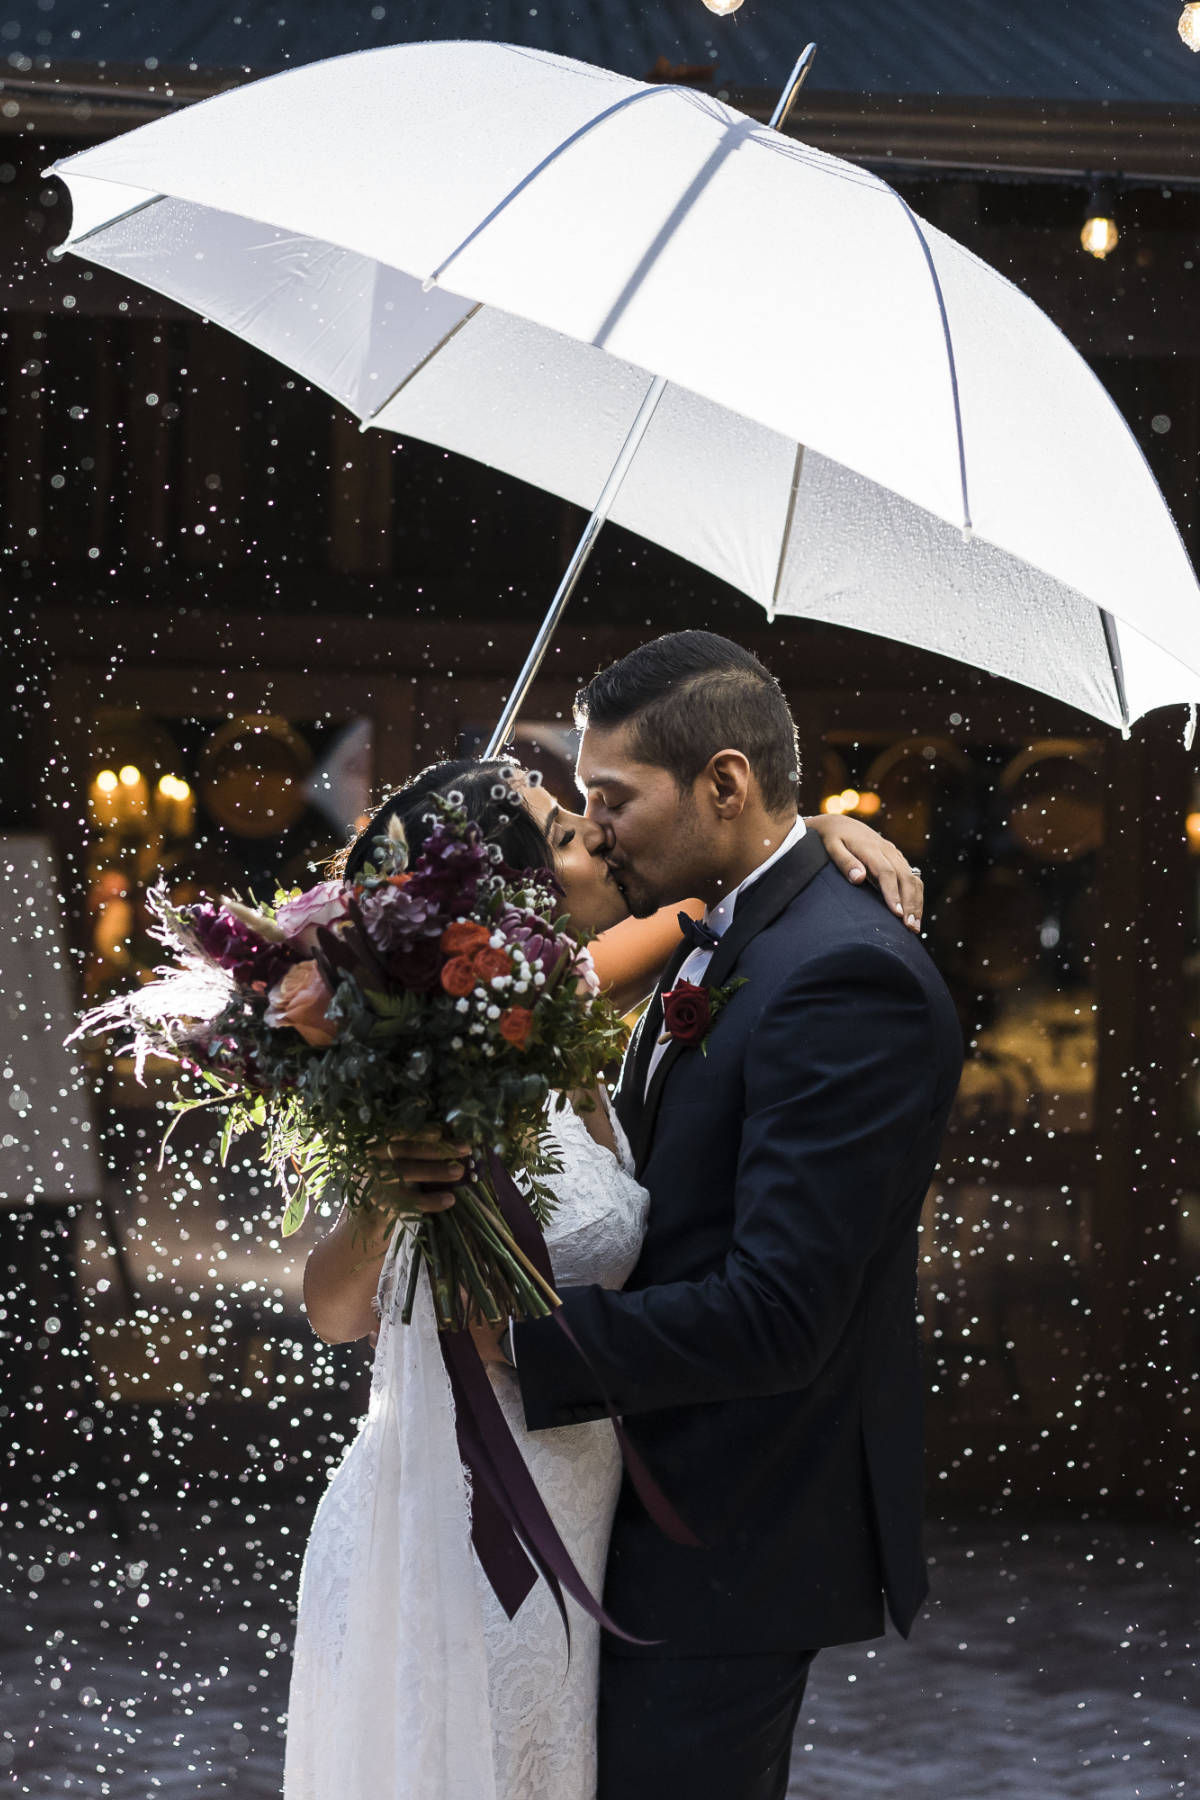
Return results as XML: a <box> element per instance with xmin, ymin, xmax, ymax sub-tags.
<box><xmin>659</xmin><ymin>976</ymin><xmax>747</xmax><ymax>1055</ymax></box>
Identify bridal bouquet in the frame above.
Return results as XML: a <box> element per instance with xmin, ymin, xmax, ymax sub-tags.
<box><xmin>73</xmin><ymin>795</ymin><xmax>627</xmax><ymax>1332</ymax></box>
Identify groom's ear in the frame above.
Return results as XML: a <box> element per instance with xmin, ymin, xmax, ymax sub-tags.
<box><xmin>704</xmin><ymin>749</ymin><xmax>752</xmax><ymax>820</ymax></box>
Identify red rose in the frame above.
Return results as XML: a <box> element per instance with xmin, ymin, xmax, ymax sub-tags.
<box><xmin>661</xmin><ymin>980</ymin><xmax>712</xmax><ymax>1047</ymax></box>
<box><xmin>498</xmin><ymin>1006</ymin><xmax>533</xmax><ymax>1049</ymax></box>
<box><xmin>385</xmin><ymin>937</ymin><xmax>444</xmax><ymax>992</ymax></box>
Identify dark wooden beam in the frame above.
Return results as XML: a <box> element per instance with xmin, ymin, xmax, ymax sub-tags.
<box><xmin>734</xmin><ymin>88</ymin><xmax>1200</xmax><ymax>186</ymax></box>
<box><xmin>6</xmin><ymin>63</ymin><xmax>1199</xmax><ymax>189</ymax></box>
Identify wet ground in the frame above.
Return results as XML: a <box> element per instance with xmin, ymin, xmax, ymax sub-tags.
<box><xmin>0</xmin><ymin>1506</ymin><xmax>1194</xmax><ymax>1798</ymax></box>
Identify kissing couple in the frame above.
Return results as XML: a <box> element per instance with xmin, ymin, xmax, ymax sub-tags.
<box><xmin>284</xmin><ymin>630</ymin><xmax>962</xmax><ymax>1800</ymax></box>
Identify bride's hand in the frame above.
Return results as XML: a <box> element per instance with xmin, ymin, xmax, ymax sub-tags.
<box><xmin>806</xmin><ymin>813</ymin><xmax>924</xmax><ymax>932</ymax></box>
<box><xmin>367</xmin><ymin>1127</ymin><xmax>472</xmax><ymax>1212</ymax></box>
<box><xmin>469</xmin><ymin>1317</ymin><xmax>508</xmax><ymax>1366</ymax></box>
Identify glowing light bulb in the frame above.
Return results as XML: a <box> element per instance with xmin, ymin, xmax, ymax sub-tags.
<box><xmin>1081</xmin><ymin>212</ymin><xmax>1118</xmax><ymax>260</ymax></box>
<box><xmin>839</xmin><ymin>788</ymin><xmax>860</xmax><ymax>811</ymax></box>
<box><xmin>1186</xmin><ymin>810</ymin><xmax>1200</xmax><ymax>851</ymax></box>
<box><xmin>701</xmin><ymin>0</ymin><xmax>745</xmax><ymax>14</ymax></box>
<box><xmin>96</xmin><ymin>769</ymin><xmax>119</xmax><ymax>794</ymax></box>
<box><xmin>1180</xmin><ymin>2</ymin><xmax>1200</xmax><ymax>50</ymax></box>
<box><xmin>118</xmin><ymin>764</ymin><xmax>141</xmax><ymax>787</ymax></box>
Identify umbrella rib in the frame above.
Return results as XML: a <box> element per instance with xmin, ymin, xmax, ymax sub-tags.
<box><xmin>1100</xmin><ymin>608</ymin><xmax>1131</xmax><ymax>732</ymax></box>
<box><xmin>361</xmin><ymin>302</ymin><xmax>483</xmax><ymax>427</ymax></box>
<box><xmin>888</xmin><ymin>194</ymin><xmax>973</xmax><ymax>537</ymax></box>
<box><xmin>424</xmin><ymin>86</ymin><xmax>663</xmax><ymax>292</ymax></box>
<box><xmin>767</xmin><ymin>444</ymin><xmax>806</xmax><ymax>622</ymax></box>
<box><xmin>67</xmin><ymin>191</ymin><xmax>165</xmax><ymax>246</ymax></box>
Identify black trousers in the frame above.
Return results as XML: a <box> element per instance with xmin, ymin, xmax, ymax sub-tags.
<box><xmin>597</xmin><ymin>1643</ymin><xmax>817</xmax><ymax>1800</ymax></box>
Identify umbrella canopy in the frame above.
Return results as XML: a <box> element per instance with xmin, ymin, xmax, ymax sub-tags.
<box><xmin>50</xmin><ymin>39</ymin><xmax>1200</xmax><ymax>730</ymax></box>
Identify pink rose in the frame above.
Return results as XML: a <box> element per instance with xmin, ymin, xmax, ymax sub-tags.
<box><xmin>265</xmin><ymin>962</ymin><xmax>339</xmax><ymax>1047</ymax></box>
<box><xmin>273</xmin><ymin>881</ymin><xmax>351</xmax><ymax>952</ymax></box>
<box><xmin>571</xmin><ymin>946</ymin><xmax>601</xmax><ymax>995</ymax></box>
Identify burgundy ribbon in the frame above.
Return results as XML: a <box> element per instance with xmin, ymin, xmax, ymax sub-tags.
<box><xmin>440</xmin><ymin>1326</ymin><xmax>644</xmax><ymax>1644</ymax></box>
<box><xmin>437</xmin><ymin>1154</ymin><xmax>699</xmax><ymax>1643</ymax></box>
<box><xmin>486</xmin><ymin>1153</ymin><xmax>701</xmax><ymax>1551</ymax></box>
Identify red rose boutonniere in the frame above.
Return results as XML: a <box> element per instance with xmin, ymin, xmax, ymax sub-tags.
<box><xmin>660</xmin><ymin>976</ymin><xmax>747</xmax><ymax>1055</ymax></box>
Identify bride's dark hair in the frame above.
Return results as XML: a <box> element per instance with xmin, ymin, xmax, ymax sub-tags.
<box><xmin>337</xmin><ymin>757</ymin><xmax>554</xmax><ymax>881</ymax></box>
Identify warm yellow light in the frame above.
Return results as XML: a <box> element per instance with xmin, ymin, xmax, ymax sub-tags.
<box><xmin>1180</xmin><ymin>2</ymin><xmax>1200</xmax><ymax>50</ymax></box>
<box><xmin>701</xmin><ymin>0</ymin><xmax>745</xmax><ymax>13</ymax></box>
<box><xmin>855</xmin><ymin>791</ymin><xmax>882</xmax><ymax>817</ymax></box>
<box><xmin>839</xmin><ymin>788</ymin><xmax>860</xmax><ymax>811</ymax></box>
<box><xmin>95</xmin><ymin>769</ymin><xmax>119</xmax><ymax>794</ymax></box>
<box><xmin>118</xmin><ymin>764</ymin><xmax>142</xmax><ymax>787</ymax></box>
<box><xmin>1081</xmin><ymin>214</ymin><xmax>1118</xmax><ymax>260</ymax></box>
<box><xmin>821</xmin><ymin>793</ymin><xmax>845</xmax><ymax>815</ymax></box>
<box><xmin>158</xmin><ymin>774</ymin><xmax>191</xmax><ymax>801</ymax></box>
<box><xmin>1186</xmin><ymin>810</ymin><xmax>1200</xmax><ymax>852</ymax></box>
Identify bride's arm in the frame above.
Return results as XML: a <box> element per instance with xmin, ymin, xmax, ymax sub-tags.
<box><xmin>302</xmin><ymin>1202</ymin><xmax>397</xmax><ymax>1344</ymax></box>
<box><xmin>588</xmin><ymin>902</ymin><xmax>705</xmax><ymax>1014</ymax></box>
<box><xmin>808</xmin><ymin>812</ymin><xmax>923</xmax><ymax>927</ymax></box>
<box><xmin>303</xmin><ymin>1138</ymin><xmax>464</xmax><ymax>1341</ymax></box>
<box><xmin>587</xmin><ymin>816</ymin><xmax>923</xmax><ymax>1014</ymax></box>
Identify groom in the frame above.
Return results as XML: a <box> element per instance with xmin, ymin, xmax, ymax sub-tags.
<box><xmin>507</xmin><ymin>631</ymin><xmax>963</xmax><ymax>1798</ymax></box>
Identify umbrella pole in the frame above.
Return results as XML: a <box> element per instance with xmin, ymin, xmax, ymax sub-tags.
<box><xmin>483</xmin><ymin>44</ymin><xmax>818</xmax><ymax>760</ymax></box>
<box><xmin>483</xmin><ymin>372</ymin><xmax>667</xmax><ymax>757</ymax></box>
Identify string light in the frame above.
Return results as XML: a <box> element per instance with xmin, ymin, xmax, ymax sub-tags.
<box><xmin>1180</xmin><ymin>3</ymin><xmax>1200</xmax><ymax>50</ymax></box>
<box><xmin>700</xmin><ymin>0</ymin><xmax>745</xmax><ymax>14</ymax></box>
<box><xmin>821</xmin><ymin>788</ymin><xmax>881</xmax><ymax>817</ymax></box>
<box><xmin>1080</xmin><ymin>185</ymin><xmax>1119</xmax><ymax>260</ymax></box>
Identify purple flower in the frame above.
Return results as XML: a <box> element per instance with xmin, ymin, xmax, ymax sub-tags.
<box><xmin>403</xmin><ymin>821</ymin><xmax>488</xmax><ymax>917</ymax></box>
<box><xmin>499</xmin><ymin>907</ymin><xmax>572</xmax><ymax>978</ymax></box>
<box><xmin>187</xmin><ymin>903</ymin><xmax>296</xmax><ymax>989</ymax></box>
<box><xmin>359</xmin><ymin>883</ymin><xmax>442</xmax><ymax>955</ymax></box>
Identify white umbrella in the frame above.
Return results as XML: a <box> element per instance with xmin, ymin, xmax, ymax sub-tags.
<box><xmin>49</xmin><ymin>39</ymin><xmax>1200</xmax><ymax>736</ymax></box>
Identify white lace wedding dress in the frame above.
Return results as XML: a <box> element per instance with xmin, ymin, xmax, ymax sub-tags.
<box><xmin>283</xmin><ymin>1094</ymin><xmax>649</xmax><ymax>1800</ymax></box>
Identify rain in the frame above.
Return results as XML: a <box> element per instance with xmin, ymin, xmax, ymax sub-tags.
<box><xmin>1</xmin><ymin>2</ymin><xmax>1197</xmax><ymax>1796</ymax></box>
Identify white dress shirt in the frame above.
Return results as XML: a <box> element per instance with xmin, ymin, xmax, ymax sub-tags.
<box><xmin>644</xmin><ymin>814</ymin><xmax>807</xmax><ymax>1093</ymax></box>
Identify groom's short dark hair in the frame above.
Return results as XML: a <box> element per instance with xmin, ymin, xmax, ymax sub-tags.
<box><xmin>575</xmin><ymin>631</ymin><xmax>799</xmax><ymax>813</ymax></box>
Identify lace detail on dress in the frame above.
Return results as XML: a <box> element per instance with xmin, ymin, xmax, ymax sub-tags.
<box><xmin>285</xmin><ymin>1097</ymin><xmax>649</xmax><ymax>1800</ymax></box>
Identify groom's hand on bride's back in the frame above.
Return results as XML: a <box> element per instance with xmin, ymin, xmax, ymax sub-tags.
<box><xmin>367</xmin><ymin>1127</ymin><xmax>472</xmax><ymax>1212</ymax></box>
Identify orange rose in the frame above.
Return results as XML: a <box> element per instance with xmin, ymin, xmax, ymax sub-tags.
<box><xmin>472</xmin><ymin>946</ymin><xmax>513</xmax><ymax>984</ymax></box>
<box><xmin>264</xmin><ymin>961</ymin><xmax>339</xmax><ymax>1047</ymax></box>
<box><xmin>441</xmin><ymin>920</ymin><xmax>491</xmax><ymax>955</ymax></box>
<box><xmin>498</xmin><ymin>1007</ymin><xmax>533</xmax><ymax>1050</ymax></box>
<box><xmin>440</xmin><ymin>956</ymin><xmax>478</xmax><ymax>997</ymax></box>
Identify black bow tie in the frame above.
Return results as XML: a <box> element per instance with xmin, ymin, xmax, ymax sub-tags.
<box><xmin>677</xmin><ymin>910</ymin><xmax>721</xmax><ymax>953</ymax></box>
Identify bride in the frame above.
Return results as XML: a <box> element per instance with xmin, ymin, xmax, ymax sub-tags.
<box><xmin>283</xmin><ymin>757</ymin><xmax>920</xmax><ymax>1800</ymax></box>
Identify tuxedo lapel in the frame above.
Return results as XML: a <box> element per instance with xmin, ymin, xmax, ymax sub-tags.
<box><xmin>631</xmin><ymin>833</ymin><xmax>830</xmax><ymax>1174</ymax></box>
<box><xmin>613</xmin><ymin>936</ymin><xmax>692</xmax><ymax>1143</ymax></box>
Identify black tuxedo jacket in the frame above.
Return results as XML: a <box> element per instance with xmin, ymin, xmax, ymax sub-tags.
<box><xmin>513</xmin><ymin>835</ymin><xmax>963</xmax><ymax>1656</ymax></box>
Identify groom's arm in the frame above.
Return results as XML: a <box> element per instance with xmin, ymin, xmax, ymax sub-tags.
<box><xmin>513</xmin><ymin>943</ymin><xmax>952</xmax><ymax>1428</ymax></box>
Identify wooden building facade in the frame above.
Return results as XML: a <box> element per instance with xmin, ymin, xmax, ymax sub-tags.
<box><xmin>2</xmin><ymin>4</ymin><xmax>1198</xmax><ymax>1519</ymax></box>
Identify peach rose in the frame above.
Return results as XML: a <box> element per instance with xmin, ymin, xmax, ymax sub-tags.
<box><xmin>472</xmin><ymin>945</ymin><xmax>513</xmax><ymax>984</ymax></box>
<box><xmin>440</xmin><ymin>956</ymin><xmax>478</xmax><ymax>997</ymax></box>
<box><xmin>498</xmin><ymin>1006</ymin><xmax>533</xmax><ymax>1050</ymax></box>
<box><xmin>265</xmin><ymin>961</ymin><xmax>339</xmax><ymax>1047</ymax></box>
<box><xmin>441</xmin><ymin>920</ymin><xmax>491</xmax><ymax>955</ymax></box>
